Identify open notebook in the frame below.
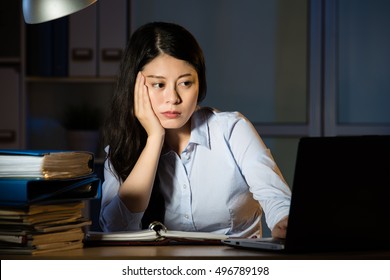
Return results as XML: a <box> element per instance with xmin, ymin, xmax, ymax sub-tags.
<box><xmin>223</xmin><ymin>135</ymin><xmax>390</xmax><ymax>252</ymax></box>
<box><xmin>85</xmin><ymin>221</ymin><xmax>228</xmax><ymax>245</ymax></box>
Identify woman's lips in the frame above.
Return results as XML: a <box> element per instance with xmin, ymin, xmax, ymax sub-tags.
<box><xmin>162</xmin><ymin>111</ymin><xmax>181</xmax><ymax>118</ymax></box>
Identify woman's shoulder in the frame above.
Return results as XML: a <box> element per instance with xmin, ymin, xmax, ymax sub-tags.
<box><xmin>196</xmin><ymin>106</ymin><xmax>248</xmax><ymax>125</ymax></box>
<box><xmin>196</xmin><ymin>106</ymin><xmax>245</xmax><ymax>119</ymax></box>
<box><xmin>195</xmin><ymin>107</ymin><xmax>252</xmax><ymax>137</ymax></box>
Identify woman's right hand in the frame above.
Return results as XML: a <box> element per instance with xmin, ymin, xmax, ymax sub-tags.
<box><xmin>134</xmin><ymin>72</ymin><xmax>165</xmax><ymax>137</ymax></box>
<box><xmin>119</xmin><ymin>72</ymin><xmax>165</xmax><ymax>213</ymax></box>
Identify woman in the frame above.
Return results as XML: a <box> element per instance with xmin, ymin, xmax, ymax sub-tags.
<box><xmin>100</xmin><ymin>22</ymin><xmax>291</xmax><ymax>238</ymax></box>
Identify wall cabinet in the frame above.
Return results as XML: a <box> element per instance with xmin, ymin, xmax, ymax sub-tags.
<box><xmin>0</xmin><ymin>1</ymin><xmax>24</xmax><ymax>149</ymax></box>
<box><xmin>69</xmin><ymin>0</ymin><xmax>127</xmax><ymax>77</ymax></box>
<box><xmin>0</xmin><ymin>67</ymin><xmax>23</xmax><ymax>149</ymax></box>
<box><xmin>0</xmin><ymin>1</ymin><xmax>129</xmax><ymax>158</ymax></box>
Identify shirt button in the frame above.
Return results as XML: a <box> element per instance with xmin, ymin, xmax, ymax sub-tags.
<box><xmin>184</xmin><ymin>214</ymin><xmax>189</xmax><ymax>219</ymax></box>
<box><xmin>183</xmin><ymin>184</ymin><xmax>187</xmax><ymax>189</ymax></box>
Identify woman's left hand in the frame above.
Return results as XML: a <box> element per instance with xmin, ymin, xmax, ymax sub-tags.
<box><xmin>271</xmin><ymin>216</ymin><xmax>288</xmax><ymax>239</ymax></box>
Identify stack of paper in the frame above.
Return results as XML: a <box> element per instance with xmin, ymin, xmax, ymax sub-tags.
<box><xmin>0</xmin><ymin>202</ymin><xmax>92</xmax><ymax>254</ymax></box>
<box><xmin>0</xmin><ymin>149</ymin><xmax>101</xmax><ymax>255</ymax></box>
<box><xmin>0</xmin><ymin>150</ymin><xmax>94</xmax><ymax>179</ymax></box>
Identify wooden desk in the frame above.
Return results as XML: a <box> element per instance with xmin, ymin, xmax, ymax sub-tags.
<box><xmin>2</xmin><ymin>245</ymin><xmax>390</xmax><ymax>260</ymax></box>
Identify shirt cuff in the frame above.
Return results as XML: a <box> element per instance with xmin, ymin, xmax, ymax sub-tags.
<box><xmin>100</xmin><ymin>195</ymin><xmax>144</xmax><ymax>232</ymax></box>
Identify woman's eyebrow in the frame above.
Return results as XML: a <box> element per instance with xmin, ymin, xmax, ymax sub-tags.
<box><xmin>178</xmin><ymin>73</ymin><xmax>192</xmax><ymax>79</ymax></box>
<box><xmin>146</xmin><ymin>75</ymin><xmax>165</xmax><ymax>79</ymax></box>
<box><xmin>146</xmin><ymin>73</ymin><xmax>193</xmax><ymax>79</ymax></box>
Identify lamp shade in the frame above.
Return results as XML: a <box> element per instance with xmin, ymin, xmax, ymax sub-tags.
<box><xmin>23</xmin><ymin>0</ymin><xmax>97</xmax><ymax>24</ymax></box>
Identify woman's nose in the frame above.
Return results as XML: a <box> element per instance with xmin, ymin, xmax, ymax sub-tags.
<box><xmin>165</xmin><ymin>86</ymin><xmax>181</xmax><ymax>104</ymax></box>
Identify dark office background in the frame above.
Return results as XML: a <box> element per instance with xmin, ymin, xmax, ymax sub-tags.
<box><xmin>1</xmin><ymin>0</ymin><xmax>390</xmax><ymax>233</ymax></box>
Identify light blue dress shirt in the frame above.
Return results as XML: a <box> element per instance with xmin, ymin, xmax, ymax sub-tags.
<box><xmin>100</xmin><ymin>107</ymin><xmax>291</xmax><ymax>237</ymax></box>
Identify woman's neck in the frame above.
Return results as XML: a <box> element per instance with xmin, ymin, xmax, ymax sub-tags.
<box><xmin>164</xmin><ymin>121</ymin><xmax>192</xmax><ymax>155</ymax></box>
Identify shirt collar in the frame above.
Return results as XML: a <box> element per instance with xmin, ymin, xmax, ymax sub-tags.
<box><xmin>161</xmin><ymin>107</ymin><xmax>211</xmax><ymax>156</ymax></box>
<box><xmin>188</xmin><ymin>107</ymin><xmax>210</xmax><ymax>149</ymax></box>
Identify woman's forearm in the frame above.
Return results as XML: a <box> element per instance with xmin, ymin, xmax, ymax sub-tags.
<box><xmin>118</xmin><ymin>133</ymin><xmax>164</xmax><ymax>212</ymax></box>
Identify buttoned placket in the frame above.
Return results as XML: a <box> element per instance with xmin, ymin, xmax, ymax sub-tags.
<box><xmin>178</xmin><ymin>144</ymin><xmax>196</xmax><ymax>230</ymax></box>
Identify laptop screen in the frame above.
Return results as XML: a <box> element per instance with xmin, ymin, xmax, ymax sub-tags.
<box><xmin>285</xmin><ymin>135</ymin><xmax>390</xmax><ymax>252</ymax></box>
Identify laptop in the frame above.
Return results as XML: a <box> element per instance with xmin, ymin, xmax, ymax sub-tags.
<box><xmin>222</xmin><ymin>135</ymin><xmax>390</xmax><ymax>252</ymax></box>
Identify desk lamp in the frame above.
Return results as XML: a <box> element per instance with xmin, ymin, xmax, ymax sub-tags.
<box><xmin>22</xmin><ymin>0</ymin><xmax>97</xmax><ymax>24</ymax></box>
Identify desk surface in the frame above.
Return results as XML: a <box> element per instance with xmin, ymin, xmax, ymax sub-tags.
<box><xmin>2</xmin><ymin>245</ymin><xmax>390</xmax><ymax>260</ymax></box>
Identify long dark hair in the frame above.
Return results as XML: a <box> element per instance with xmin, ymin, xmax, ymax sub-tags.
<box><xmin>103</xmin><ymin>22</ymin><xmax>207</xmax><ymax>227</ymax></box>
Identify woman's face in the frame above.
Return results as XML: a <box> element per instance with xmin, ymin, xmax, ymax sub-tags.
<box><xmin>142</xmin><ymin>54</ymin><xmax>199</xmax><ymax>130</ymax></box>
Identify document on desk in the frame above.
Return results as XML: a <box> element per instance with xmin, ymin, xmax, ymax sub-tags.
<box><xmin>85</xmin><ymin>221</ymin><xmax>228</xmax><ymax>245</ymax></box>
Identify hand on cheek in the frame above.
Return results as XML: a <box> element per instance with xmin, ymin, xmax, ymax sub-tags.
<box><xmin>134</xmin><ymin>72</ymin><xmax>165</xmax><ymax>137</ymax></box>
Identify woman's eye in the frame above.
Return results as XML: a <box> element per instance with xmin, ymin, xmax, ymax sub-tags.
<box><xmin>179</xmin><ymin>81</ymin><xmax>193</xmax><ymax>87</ymax></box>
<box><xmin>152</xmin><ymin>83</ymin><xmax>164</xmax><ymax>89</ymax></box>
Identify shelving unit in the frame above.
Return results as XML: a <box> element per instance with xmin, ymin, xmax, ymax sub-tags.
<box><xmin>25</xmin><ymin>77</ymin><xmax>116</xmax><ymax>83</ymax></box>
<box><xmin>26</xmin><ymin>79</ymin><xmax>115</xmax><ymax>157</ymax></box>
<box><xmin>0</xmin><ymin>1</ymin><xmax>25</xmax><ymax>150</ymax></box>
<box><xmin>0</xmin><ymin>1</ymin><xmax>128</xmax><ymax>159</ymax></box>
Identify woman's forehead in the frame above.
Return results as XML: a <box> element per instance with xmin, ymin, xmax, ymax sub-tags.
<box><xmin>143</xmin><ymin>54</ymin><xmax>197</xmax><ymax>78</ymax></box>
